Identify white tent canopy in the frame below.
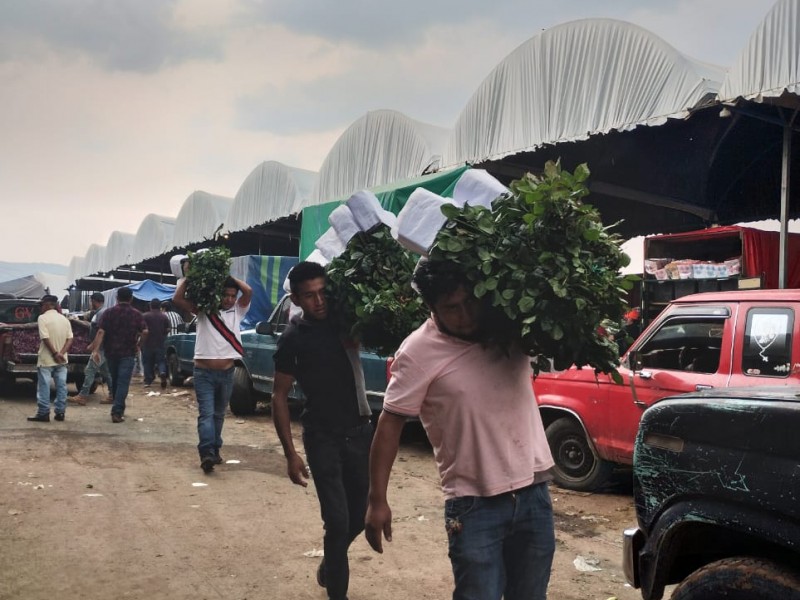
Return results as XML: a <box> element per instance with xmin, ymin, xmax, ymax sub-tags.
<box><xmin>67</xmin><ymin>256</ymin><xmax>85</xmax><ymax>285</ymax></box>
<box><xmin>443</xmin><ymin>18</ymin><xmax>725</xmax><ymax>167</ymax></box>
<box><xmin>103</xmin><ymin>231</ymin><xmax>136</xmax><ymax>273</ymax></box>
<box><xmin>83</xmin><ymin>244</ymin><xmax>107</xmax><ymax>277</ymax></box>
<box><xmin>226</xmin><ymin>161</ymin><xmax>317</xmax><ymax>233</ymax></box>
<box><xmin>310</xmin><ymin>109</ymin><xmax>450</xmax><ymax>203</ymax></box>
<box><xmin>172</xmin><ymin>191</ymin><xmax>234</xmax><ymax>248</ymax></box>
<box><xmin>719</xmin><ymin>0</ymin><xmax>800</xmax><ymax>101</ymax></box>
<box><xmin>132</xmin><ymin>214</ymin><xmax>177</xmax><ymax>264</ymax></box>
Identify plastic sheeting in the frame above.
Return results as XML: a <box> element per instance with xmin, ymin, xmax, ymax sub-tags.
<box><xmin>103</xmin><ymin>231</ymin><xmax>136</xmax><ymax>273</ymax></box>
<box><xmin>0</xmin><ymin>275</ymin><xmax>46</xmax><ymax>299</ymax></box>
<box><xmin>172</xmin><ymin>191</ymin><xmax>234</xmax><ymax>249</ymax></box>
<box><xmin>300</xmin><ymin>166</ymin><xmax>469</xmax><ymax>259</ymax></box>
<box><xmin>67</xmin><ymin>256</ymin><xmax>85</xmax><ymax>286</ymax></box>
<box><xmin>719</xmin><ymin>0</ymin><xmax>800</xmax><ymax>101</ymax></box>
<box><xmin>230</xmin><ymin>254</ymin><xmax>298</xmax><ymax>328</ymax></box>
<box><xmin>103</xmin><ymin>279</ymin><xmax>175</xmax><ymax>307</ymax></box>
<box><xmin>443</xmin><ymin>19</ymin><xmax>725</xmax><ymax>167</ymax></box>
<box><xmin>226</xmin><ymin>161</ymin><xmax>317</xmax><ymax>233</ymax></box>
<box><xmin>310</xmin><ymin>109</ymin><xmax>450</xmax><ymax>204</ymax></box>
<box><xmin>83</xmin><ymin>244</ymin><xmax>107</xmax><ymax>277</ymax></box>
<box><xmin>132</xmin><ymin>214</ymin><xmax>176</xmax><ymax>264</ymax></box>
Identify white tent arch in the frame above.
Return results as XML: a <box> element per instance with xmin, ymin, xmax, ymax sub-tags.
<box><xmin>226</xmin><ymin>161</ymin><xmax>317</xmax><ymax>233</ymax></box>
<box><xmin>719</xmin><ymin>0</ymin><xmax>800</xmax><ymax>101</ymax></box>
<box><xmin>67</xmin><ymin>256</ymin><xmax>86</xmax><ymax>285</ymax></box>
<box><xmin>443</xmin><ymin>18</ymin><xmax>725</xmax><ymax>167</ymax></box>
<box><xmin>83</xmin><ymin>244</ymin><xmax>107</xmax><ymax>277</ymax></box>
<box><xmin>172</xmin><ymin>191</ymin><xmax>234</xmax><ymax>249</ymax></box>
<box><xmin>132</xmin><ymin>214</ymin><xmax>177</xmax><ymax>264</ymax></box>
<box><xmin>310</xmin><ymin>109</ymin><xmax>450</xmax><ymax>203</ymax></box>
<box><xmin>103</xmin><ymin>231</ymin><xmax>136</xmax><ymax>273</ymax></box>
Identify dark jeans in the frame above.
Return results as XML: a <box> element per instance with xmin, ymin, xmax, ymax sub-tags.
<box><xmin>193</xmin><ymin>366</ymin><xmax>234</xmax><ymax>459</ymax></box>
<box><xmin>106</xmin><ymin>355</ymin><xmax>135</xmax><ymax>417</ymax></box>
<box><xmin>141</xmin><ymin>347</ymin><xmax>166</xmax><ymax>384</ymax></box>
<box><xmin>445</xmin><ymin>482</ymin><xmax>555</xmax><ymax>600</ymax></box>
<box><xmin>303</xmin><ymin>422</ymin><xmax>373</xmax><ymax>600</ymax></box>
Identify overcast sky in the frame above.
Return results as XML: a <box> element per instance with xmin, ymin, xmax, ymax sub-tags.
<box><xmin>0</xmin><ymin>0</ymin><xmax>778</xmax><ymax>266</ymax></box>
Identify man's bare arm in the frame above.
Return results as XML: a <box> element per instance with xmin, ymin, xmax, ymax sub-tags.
<box><xmin>231</xmin><ymin>276</ymin><xmax>253</xmax><ymax>308</ymax></box>
<box><xmin>172</xmin><ymin>277</ymin><xmax>196</xmax><ymax>314</ymax></box>
<box><xmin>365</xmin><ymin>410</ymin><xmax>406</xmax><ymax>553</ymax></box>
<box><xmin>271</xmin><ymin>371</ymin><xmax>308</xmax><ymax>487</ymax></box>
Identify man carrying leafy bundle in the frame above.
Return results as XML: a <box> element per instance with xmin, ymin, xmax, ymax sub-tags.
<box><xmin>271</xmin><ymin>261</ymin><xmax>373</xmax><ymax>600</ymax></box>
<box><xmin>173</xmin><ymin>266</ymin><xmax>251</xmax><ymax>474</ymax></box>
<box><xmin>365</xmin><ymin>258</ymin><xmax>556</xmax><ymax>600</ymax></box>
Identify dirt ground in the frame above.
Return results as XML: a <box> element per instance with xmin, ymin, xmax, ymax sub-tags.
<box><xmin>1</xmin><ymin>377</ymin><xmax>646</xmax><ymax>600</ymax></box>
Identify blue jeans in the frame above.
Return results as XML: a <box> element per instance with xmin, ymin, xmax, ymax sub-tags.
<box><xmin>79</xmin><ymin>351</ymin><xmax>112</xmax><ymax>396</ymax></box>
<box><xmin>141</xmin><ymin>347</ymin><xmax>166</xmax><ymax>384</ymax></box>
<box><xmin>107</xmin><ymin>355</ymin><xmax>135</xmax><ymax>416</ymax></box>
<box><xmin>303</xmin><ymin>422</ymin><xmax>373</xmax><ymax>600</ymax></box>
<box><xmin>36</xmin><ymin>364</ymin><xmax>68</xmax><ymax>416</ymax></box>
<box><xmin>445</xmin><ymin>482</ymin><xmax>555</xmax><ymax>600</ymax></box>
<box><xmin>193</xmin><ymin>366</ymin><xmax>234</xmax><ymax>459</ymax></box>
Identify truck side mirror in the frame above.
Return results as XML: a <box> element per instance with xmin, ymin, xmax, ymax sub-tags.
<box><xmin>255</xmin><ymin>320</ymin><xmax>274</xmax><ymax>336</ymax></box>
<box><xmin>627</xmin><ymin>350</ymin><xmax>642</xmax><ymax>371</ymax></box>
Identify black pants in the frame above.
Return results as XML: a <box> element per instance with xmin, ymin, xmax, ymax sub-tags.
<box><xmin>303</xmin><ymin>422</ymin><xmax>373</xmax><ymax>600</ymax></box>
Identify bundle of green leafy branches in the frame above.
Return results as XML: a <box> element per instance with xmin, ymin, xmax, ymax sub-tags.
<box><xmin>428</xmin><ymin>160</ymin><xmax>637</xmax><ymax>379</ymax></box>
<box><xmin>326</xmin><ymin>226</ymin><xmax>427</xmax><ymax>356</ymax></box>
<box><xmin>185</xmin><ymin>246</ymin><xmax>232</xmax><ymax>315</ymax></box>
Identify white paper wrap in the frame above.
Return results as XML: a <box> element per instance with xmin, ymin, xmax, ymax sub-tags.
<box><xmin>347</xmin><ymin>190</ymin><xmax>398</xmax><ymax>231</ymax></box>
<box><xmin>393</xmin><ymin>188</ymin><xmax>452</xmax><ymax>256</ymax></box>
<box><xmin>315</xmin><ymin>227</ymin><xmax>346</xmax><ymax>261</ymax></box>
<box><xmin>328</xmin><ymin>205</ymin><xmax>361</xmax><ymax>245</ymax></box>
<box><xmin>453</xmin><ymin>169</ymin><xmax>509</xmax><ymax>209</ymax></box>
<box><xmin>170</xmin><ymin>254</ymin><xmax>188</xmax><ymax>279</ymax></box>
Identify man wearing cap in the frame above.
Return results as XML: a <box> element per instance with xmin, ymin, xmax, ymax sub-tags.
<box><xmin>70</xmin><ymin>292</ymin><xmax>112</xmax><ymax>405</ymax></box>
<box><xmin>28</xmin><ymin>295</ymin><xmax>74</xmax><ymax>422</ymax></box>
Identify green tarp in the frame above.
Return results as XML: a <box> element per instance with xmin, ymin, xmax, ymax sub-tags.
<box><xmin>299</xmin><ymin>165</ymin><xmax>471</xmax><ymax>259</ymax></box>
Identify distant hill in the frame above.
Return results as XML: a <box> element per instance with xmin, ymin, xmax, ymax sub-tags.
<box><xmin>0</xmin><ymin>261</ymin><xmax>67</xmax><ymax>282</ymax></box>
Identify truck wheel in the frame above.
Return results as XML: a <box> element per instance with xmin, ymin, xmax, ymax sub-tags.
<box><xmin>167</xmin><ymin>353</ymin><xmax>185</xmax><ymax>386</ymax></box>
<box><xmin>545</xmin><ymin>417</ymin><xmax>614</xmax><ymax>491</ymax></box>
<box><xmin>671</xmin><ymin>557</ymin><xmax>800</xmax><ymax>600</ymax></box>
<box><xmin>229</xmin><ymin>366</ymin><xmax>256</xmax><ymax>416</ymax></box>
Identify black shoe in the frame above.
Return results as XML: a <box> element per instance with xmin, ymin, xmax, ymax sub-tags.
<box><xmin>200</xmin><ymin>456</ymin><xmax>215</xmax><ymax>474</ymax></box>
<box><xmin>214</xmin><ymin>454</ymin><xmax>224</xmax><ymax>465</ymax></box>
<box><xmin>27</xmin><ymin>414</ymin><xmax>50</xmax><ymax>422</ymax></box>
<box><xmin>54</xmin><ymin>413</ymin><xmax>65</xmax><ymax>421</ymax></box>
<box><xmin>111</xmin><ymin>414</ymin><xmax>125</xmax><ymax>423</ymax></box>
<box><xmin>316</xmin><ymin>557</ymin><xmax>326</xmax><ymax>588</ymax></box>
<box><xmin>160</xmin><ymin>374</ymin><xmax>167</xmax><ymax>389</ymax></box>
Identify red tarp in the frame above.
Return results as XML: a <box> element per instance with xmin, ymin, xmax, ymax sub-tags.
<box><xmin>645</xmin><ymin>226</ymin><xmax>800</xmax><ymax>289</ymax></box>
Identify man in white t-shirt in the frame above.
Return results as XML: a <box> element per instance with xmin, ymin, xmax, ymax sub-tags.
<box><xmin>28</xmin><ymin>295</ymin><xmax>74</xmax><ymax>422</ymax></box>
<box><xmin>173</xmin><ymin>273</ymin><xmax>252</xmax><ymax>473</ymax></box>
<box><xmin>365</xmin><ymin>259</ymin><xmax>555</xmax><ymax>600</ymax></box>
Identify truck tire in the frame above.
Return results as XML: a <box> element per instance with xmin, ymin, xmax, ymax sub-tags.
<box><xmin>545</xmin><ymin>417</ymin><xmax>614</xmax><ymax>491</ymax></box>
<box><xmin>167</xmin><ymin>353</ymin><xmax>185</xmax><ymax>386</ymax></box>
<box><xmin>671</xmin><ymin>557</ymin><xmax>800</xmax><ymax>600</ymax></box>
<box><xmin>229</xmin><ymin>366</ymin><xmax>256</xmax><ymax>416</ymax></box>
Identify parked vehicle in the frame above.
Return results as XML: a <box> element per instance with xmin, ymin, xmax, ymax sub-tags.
<box><xmin>0</xmin><ymin>298</ymin><xmax>91</xmax><ymax>394</ymax></box>
<box><xmin>533</xmin><ymin>288</ymin><xmax>800</xmax><ymax>491</ymax></box>
<box><xmin>623</xmin><ymin>386</ymin><xmax>800</xmax><ymax>600</ymax></box>
<box><xmin>164</xmin><ymin>295</ymin><xmax>392</xmax><ymax>416</ymax></box>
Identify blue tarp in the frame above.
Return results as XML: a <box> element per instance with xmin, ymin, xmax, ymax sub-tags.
<box><xmin>241</xmin><ymin>255</ymin><xmax>298</xmax><ymax>328</ymax></box>
<box><xmin>104</xmin><ymin>279</ymin><xmax>176</xmax><ymax>306</ymax></box>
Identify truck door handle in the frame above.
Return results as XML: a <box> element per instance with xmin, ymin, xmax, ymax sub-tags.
<box><xmin>637</xmin><ymin>370</ymin><xmax>653</xmax><ymax>380</ymax></box>
<box><xmin>695</xmin><ymin>384</ymin><xmax>713</xmax><ymax>391</ymax></box>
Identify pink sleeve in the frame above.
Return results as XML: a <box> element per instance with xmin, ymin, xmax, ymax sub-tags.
<box><xmin>382</xmin><ymin>349</ymin><xmax>430</xmax><ymax>418</ymax></box>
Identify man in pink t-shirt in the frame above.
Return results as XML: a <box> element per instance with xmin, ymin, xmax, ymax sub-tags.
<box><xmin>366</xmin><ymin>259</ymin><xmax>555</xmax><ymax>600</ymax></box>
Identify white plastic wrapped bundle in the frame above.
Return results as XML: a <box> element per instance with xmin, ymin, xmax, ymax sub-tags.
<box><xmin>315</xmin><ymin>227</ymin><xmax>346</xmax><ymax>261</ymax></box>
<box><xmin>452</xmin><ymin>169</ymin><xmax>508</xmax><ymax>209</ymax></box>
<box><xmin>347</xmin><ymin>190</ymin><xmax>397</xmax><ymax>231</ymax></box>
<box><xmin>170</xmin><ymin>254</ymin><xmax>188</xmax><ymax>279</ymax></box>
<box><xmin>328</xmin><ymin>205</ymin><xmax>361</xmax><ymax>245</ymax></box>
<box><xmin>393</xmin><ymin>188</ymin><xmax>453</xmax><ymax>256</ymax></box>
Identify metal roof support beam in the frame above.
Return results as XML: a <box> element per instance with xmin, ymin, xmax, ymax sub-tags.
<box><xmin>589</xmin><ymin>181</ymin><xmax>717</xmax><ymax>222</ymax></box>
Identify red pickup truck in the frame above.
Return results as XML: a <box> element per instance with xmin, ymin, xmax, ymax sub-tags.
<box><xmin>533</xmin><ymin>289</ymin><xmax>800</xmax><ymax>491</ymax></box>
